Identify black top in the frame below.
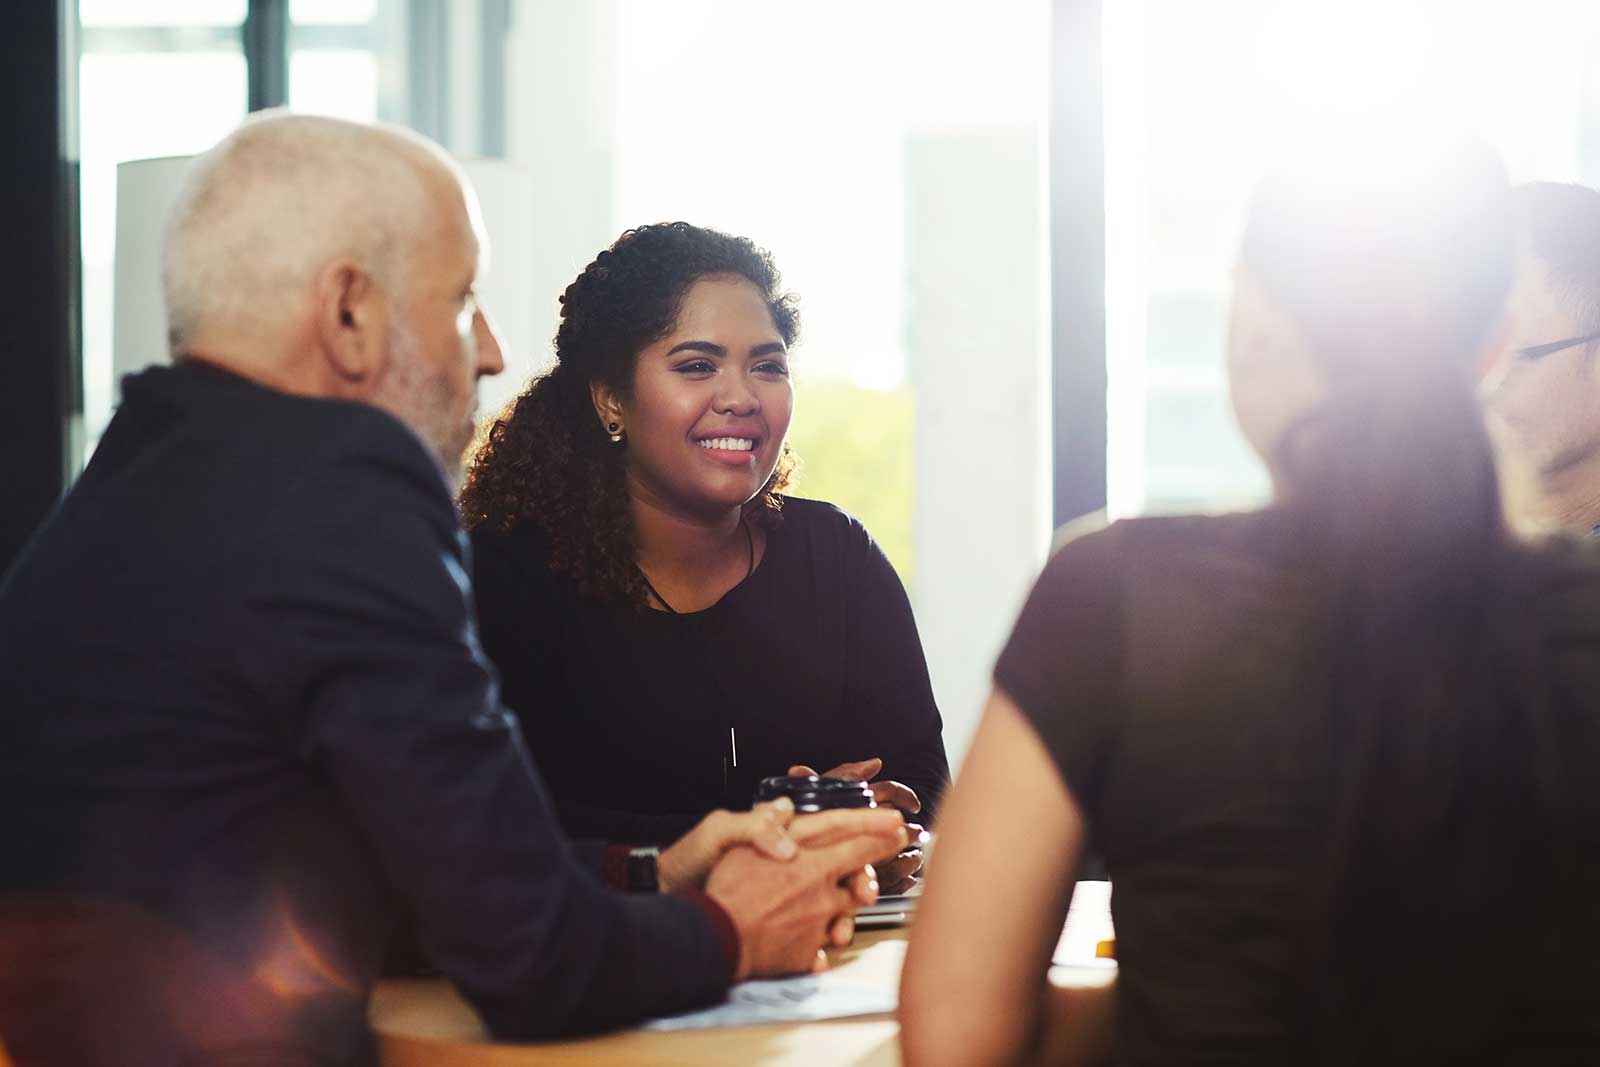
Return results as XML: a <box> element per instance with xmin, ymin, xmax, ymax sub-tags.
<box><xmin>470</xmin><ymin>498</ymin><xmax>950</xmax><ymax>845</ymax></box>
<box><xmin>0</xmin><ymin>363</ymin><xmax>733</xmax><ymax>1066</ymax></box>
<box><xmin>995</xmin><ymin>511</ymin><xmax>1600</xmax><ymax>1065</ymax></box>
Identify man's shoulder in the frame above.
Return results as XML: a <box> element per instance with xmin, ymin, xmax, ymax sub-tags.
<box><xmin>192</xmin><ymin>367</ymin><xmax>455</xmax><ymax>522</ymax></box>
<box><xmin>243</xmin><ymin>386</ymin><xmax>448</xmax><ymax>502</ymax></box>
<box><xmin>114</xmin><ymin>361</ymin><xmax>444</xmax><ymax>489</ymax></box>
<box><xmin>65</xmin><ymin>363</ymin><xmax>459</xmax><ymax>578</ymax></box>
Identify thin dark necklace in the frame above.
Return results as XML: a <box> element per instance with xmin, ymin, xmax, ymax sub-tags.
<box><xmin>639</xmin><ymin>520</ymin><xmax>754</xmax><ymax>615</ymax></box>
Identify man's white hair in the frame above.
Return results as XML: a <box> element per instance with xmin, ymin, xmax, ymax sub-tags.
<box><xmin>162</xmin><ymin>110</ymin><xmax>456</xmax><ymax>353</ymax></box>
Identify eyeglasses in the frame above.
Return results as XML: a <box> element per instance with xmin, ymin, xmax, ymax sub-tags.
<box><xmin>1515</xmin><ymin>332</ymin><xmax>1600</xmax><ymax>361</ymax></box>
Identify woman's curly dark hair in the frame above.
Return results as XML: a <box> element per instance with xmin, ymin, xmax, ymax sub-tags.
<box><xmin>459</xmin><ymin>221</ymin><xmax>801</xmax><ymax>605</ymax></box>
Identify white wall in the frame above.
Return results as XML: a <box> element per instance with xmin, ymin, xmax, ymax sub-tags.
<box><xmin>904</xmin><ymin>3</ymin><xmax>1054</xmax><ymax>769</ymax></box>
<box><xmin>906</xmin><ymin>131</ymin><xmax>1052</xmax><ymax>770</ymax></box>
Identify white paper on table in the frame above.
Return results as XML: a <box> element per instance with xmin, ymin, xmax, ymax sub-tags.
<box><xmin>1053</xmin><ymin>879</ymin><xmax>1116</xmax><ymax>967</ymax></box>
<box><xmin>640</xmin><ymin>972</ymin><xmax>897</xmax><ymax>1031</ymax></box>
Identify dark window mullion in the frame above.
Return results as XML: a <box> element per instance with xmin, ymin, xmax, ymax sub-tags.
<box><xmin>243</xmin><ymin>0</ymin><xmax>289</xmax><ymax>111</ymax></box>
<box><xmin>2</xmin><ymin>0</ymin><xmax>80</xmax><ymax>572</ymax></box>
<box><xmin>1049</xmin><ymin>0</ymin><xmax>1109</xmax><ymax>529</ymax></box>
<box><xmin>407</xmin><ymin>0</ymin><xmax>450</xmax><ymax>148</ymax></box>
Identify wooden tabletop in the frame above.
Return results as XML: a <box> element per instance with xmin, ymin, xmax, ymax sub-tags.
<box><xmin>370</xmin><ymin>883</ymin><xmax>1116</xmax><ymax>1067</ymax></box>
<box><xmin>372</xmin><ymin>932</ymin><xmax>907</xmax><ymax>1067</ymax></box>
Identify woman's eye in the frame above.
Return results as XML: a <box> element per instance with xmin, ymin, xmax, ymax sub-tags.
<box><xmin>755</xmin><ymin>361</ymin><xmax>790</xmax><ymax>377</ymax></box>
<box><xmin>674</xmin><ymin>360</ymin><xmax>716</xmax><ymax>375</ymax></box>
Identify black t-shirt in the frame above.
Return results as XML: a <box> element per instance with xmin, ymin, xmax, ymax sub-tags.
<box><xmin>995</xmin><ymin>509</ymin><xmax>1600</xmax><ymax>1064</ymax></box>
<box><xmin>0</xmin><ymin>363</ymin><xmax>734</xmax><ymax>1066</ymax></box>
<box><xmin>471</xmin><ymin>498</ymin><xmax>950</xmax><ymax>844</ymax></box>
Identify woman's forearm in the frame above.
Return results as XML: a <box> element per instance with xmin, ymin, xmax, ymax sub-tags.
<box><xmin>899</xmin><ymin>690</ymin><xmax>1088</xmax><ymax>1067</ymax></box>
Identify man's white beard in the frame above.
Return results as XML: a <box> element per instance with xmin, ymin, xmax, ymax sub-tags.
<box><xmin>372</xmin><ymin>317</ymin><xmax>470</xmax><ymax>479</ymax></box>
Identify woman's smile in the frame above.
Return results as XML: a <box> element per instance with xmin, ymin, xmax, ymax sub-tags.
<box><xmin>694</xmin><ymin>432</ymin><xmax>762</xmax><ymax>467</ymax></box>
<box><xmin>696</xmin><ymin>436</ymin><xmax>756</xmax><ymax>452</ymax></box>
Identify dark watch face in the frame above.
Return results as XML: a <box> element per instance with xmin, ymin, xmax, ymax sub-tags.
<box><xmin>625</xmin><ymin>847</ymin><xmax>659</xmax><ymax>892</ymax></box>
<box><xmin>753</xmin><ymin>774</ymin><xmax>875</xmax><ymax>812</ymax></box>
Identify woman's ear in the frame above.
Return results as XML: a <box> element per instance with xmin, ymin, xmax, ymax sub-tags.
<box><xmin>1226</xmin><ymin>265</ymin><xmax>1325</xmax><ymax>483</ymax></box>
<box><xmin>313</xmin><ymin>258</ymin><xmax>387</xmax><ymax>387</ymax></box>
<box><xmin>590</xmin><ymin>379</ymin><xmax>626</xmax><ymax>437</ymax></box>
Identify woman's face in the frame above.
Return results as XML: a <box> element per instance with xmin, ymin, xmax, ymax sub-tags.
<box><xmin>611</xmin><ymin>274</ymin><xmax>794</xmax><ymax>519</ymax></box>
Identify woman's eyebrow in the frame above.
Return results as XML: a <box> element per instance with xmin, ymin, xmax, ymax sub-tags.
<box><xmin>665</xmin><ymin>340</ymin><xmax>725</xmax><ymax>357</ymax></box>
<box><xmin>749</xmin><ymin>342</ymin><xmax>788</xmax><ymax>358</ymax></box>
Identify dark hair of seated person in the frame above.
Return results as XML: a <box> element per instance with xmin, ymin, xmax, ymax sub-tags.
<box><xmin>458</xmin><ymin>221</ymin><xmax>800</xmax><ymax>605</ymax></box>
<box><xmin>1243</xmin><ymin>137</ymin><xmax>1578</xmax><ymax>1062</ymax></box>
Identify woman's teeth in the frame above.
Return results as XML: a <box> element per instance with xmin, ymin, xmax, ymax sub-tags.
<box><xmin>698</xmin><ymin>437</ymin><xmax>755</xmax><ymax>452</ymax></box>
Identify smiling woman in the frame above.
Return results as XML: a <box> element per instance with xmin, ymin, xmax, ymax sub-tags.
<box><xmin>459</xmin><ymin>223</ymin><xmax>949</xmax><ymax>886</ymax></box>
<box><xmin>590</xmin><ymin>272</ymin><xmax>798</xmax><ymax>605</ymax></box>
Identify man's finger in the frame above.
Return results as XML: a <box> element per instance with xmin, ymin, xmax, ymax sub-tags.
<box><xmin>878</xmin><ymin>872</ymin><xmax>919</xmax><ymax>896</ymax></box>
<box><xmin>824</xmin><ymin>758</ymin><xmax>883</xmax><ymax>781</ymax></box>
<box><xmin>869</xmin><ymin>780</ymin><xmax>922</xmax><ymax>814</ymax></box>
<box><xmin>828</xmin><ymin>912</ymin><xmax>855</xmax><ymax>947</ymax></box>
<box><xmin>786</xmin><ymin>764</ymin><xmax>817</xmax><ymax>778</ymax></box>
<box><xmin>790</xmin><ymin>807</ymin><xmax>906</xmax><ymax>849</ymax></box>
<box><xmin>874</xmin><ymin>849</ymin><xmax>923</xmax><ymax>884</ymax></box>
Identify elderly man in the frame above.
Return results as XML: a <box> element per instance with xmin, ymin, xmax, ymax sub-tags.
<box><xmin>1484</xmin><ymin>181</ymin><xmax>1600</xmax><ymax>534</ymax></box>
<box><xmin>0</xmin><ymin>113</ymin><xmax>904</xmax><ymax>1066</ymax></box>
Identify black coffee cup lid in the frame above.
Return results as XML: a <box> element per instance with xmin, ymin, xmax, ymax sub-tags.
<box><xmin>753</xmin><ymin>774</ymin><xmax>875</xmax><ymax>812</ymax></box>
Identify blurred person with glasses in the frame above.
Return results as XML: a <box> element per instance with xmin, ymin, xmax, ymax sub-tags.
<box><xmin>1483</xmin><ymin>182</ymin><xmax>1600</xmax><ymax>534</ymax></box>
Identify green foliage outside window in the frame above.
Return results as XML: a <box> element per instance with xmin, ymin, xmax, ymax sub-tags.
<box><xmin>784</xmin><ymin>378</ymin><xmax>916</xmax><ymax>593</ymax></box>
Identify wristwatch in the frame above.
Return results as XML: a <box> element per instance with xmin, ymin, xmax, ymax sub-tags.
<box><xmin>626</xmin><ymin>846</ymin><xmax>660</xmax><ymax>893</ymax></box>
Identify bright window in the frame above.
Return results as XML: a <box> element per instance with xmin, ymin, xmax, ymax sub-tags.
<box><xmin>78</xmin><ymin>0</ymin><xmax>397</xmax><ymax>452</ymax></box>
<box><xmin>1103</xmin><ymin>0</ymin><xmax>1600</xmax><ymax>518</ymax></box>
<box><xmin>601</xmin><ymin>0</ymin><xmax>1050</xmax><ymax>590</ymax></box>
<box><xmin>78</xmin><ymin>29</ymin><xmax>248</xmax><ymax>449</ymax></box>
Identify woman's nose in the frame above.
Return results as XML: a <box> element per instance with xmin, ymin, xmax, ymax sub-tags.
<box><xmin>713</xmin><ymin>372</ymin><xmax>759</xmax><ymax>414</ymax></box>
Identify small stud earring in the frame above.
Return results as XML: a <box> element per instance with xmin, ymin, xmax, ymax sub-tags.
<box><xmin>607</xmin><ymin>421</ymin><xmax>624</xmax><ymax>444</ymax></box>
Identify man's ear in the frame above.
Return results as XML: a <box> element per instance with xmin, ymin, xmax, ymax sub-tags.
<box><xmin>313</xmin><ymin>258</ymin><xmax>387</xmax><ymax>385</ymax></box>
<box><xmin>590</xmin><ymin>379</ymin><xmax>626</xmax><ymax>435</ymax></box>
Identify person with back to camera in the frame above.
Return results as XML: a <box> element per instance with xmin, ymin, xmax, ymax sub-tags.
<box><xmin>0</xmin><ymin>113</ymin><xmax>907</xmax><ymax>1067</ymax></box>
<box><xmin>461</xmin><ymin>222</ymin><xmax>948</xmax><ymax>893</ymax></box>
<box><xmin>900</xmin><ymin>121</ymin><xmax>1600</xmax><ymax>1065</ymax></box>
